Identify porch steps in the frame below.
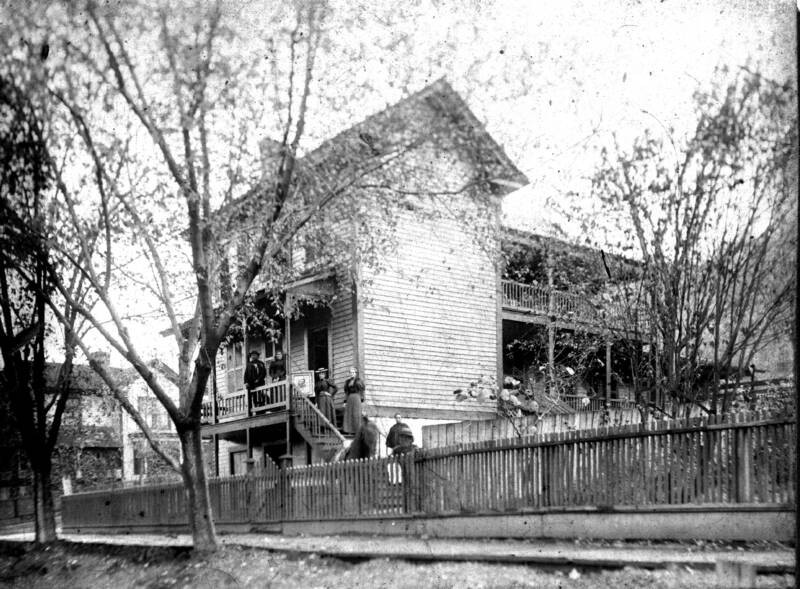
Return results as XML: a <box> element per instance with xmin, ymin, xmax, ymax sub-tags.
<box><xmin>290</xmin><ymin>392</ymin><xmax>346</xmax><ymax>462</ymax></box>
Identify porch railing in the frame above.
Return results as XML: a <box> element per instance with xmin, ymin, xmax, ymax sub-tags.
<box><xmin>559</xmin><ymin>394</ymin><xmax>637</xmax><ymax>412</ymax></box>
<box><xmin>291</xmin><ymin>391</ymin><xmax>346</xmax><ymax>444</ymax></box>
<box><xmin>501</xmin><ymin>279</ymin><xmax>647</xmax><ymax>332</ymax></box>
<box><xmin>201</xmin><ymin>380</ymin><xmax>289</xmax><ymax>424</ymax></box>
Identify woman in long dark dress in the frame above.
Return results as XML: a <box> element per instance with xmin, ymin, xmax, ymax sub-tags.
<box><xmin>345</xmin><ymin>416</ymin><xmax>379</xmax><ymax>460</ymax></box>
<box><xmin>314</xmin><ymin>368</ymin><xmax>337</xmax><ymax>425</ymax></box>
<box><xmin>342</xmin><ymin>366</ymin><xmax>365</xmax><ymax>435</ymax></box>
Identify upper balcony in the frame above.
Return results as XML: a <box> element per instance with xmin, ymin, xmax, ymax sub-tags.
<box><xmin>201</xmin><ymin>380</ymin><xmax>290</xmax><ymax>425</ymax></box>
<box><xmin>501</xmin><ymin>279</ymin><xmax>648</xmax><ymax>334</ymax></box>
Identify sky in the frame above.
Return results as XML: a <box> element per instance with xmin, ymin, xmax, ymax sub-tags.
<box><xmin>241</xmin><ymin>0</ymin><xmax>797</xmax><ymax>245</ymax></box>
<box><xmin>487</xmin><ymin>0</ymin><xmax>796</xmax><ymax>239</ymax></box>
<box><xmin>43</xmin><ymin>0</ymin><xmax>796</xmax><ymax>367</ymax></box>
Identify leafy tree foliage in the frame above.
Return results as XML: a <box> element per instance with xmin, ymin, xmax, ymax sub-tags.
<box><xmin>0</xmin><ymin>57</ymin><xmax>91</xmax><ymax>543</ymax></box>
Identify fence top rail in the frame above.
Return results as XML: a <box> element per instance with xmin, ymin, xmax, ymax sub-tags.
<box><xmin>63</xmin><ymin>479</ymin><xmax>186</xmax><ymax>499</ymax></box>
<box><xmin>422</xmin><ymin>411</ymin><xmax>795</xmax><ymax>458</ymax></box>
<box><xmin>64</xmin><ymin>454</ymin><xmax>415</xmax><ymax>499</ymax></box>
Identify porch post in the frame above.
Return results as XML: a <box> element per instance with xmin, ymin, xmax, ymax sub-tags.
<box><xmin>246</xmin><ymin>426</ymin><xmax>252</xmax><ymax>460</ymax></box>
<box><xmin>243</xmin><ymin>317</ymin><xmax>252</xmax><ymax>417</ymax></box>
<box><xmin>284</xmin><ymin>292</ymin><xmax>292</xmax><ymax>410</ymax></box>
<box><xmin>546</xmin><ymin>258</ymin><xmax>555</xmax><ymax>394</ymax></box>
<box><xmin>496</xmin><ymin>235</ymin><xmax>504</xmax><ymax>395</ymax></box>
<box><xmin>211</xmin><ymin>364</ymin><xmax>218</xmax><ymax>424</ymax></box>
<box><xmin>605</xmin><ymin>339</ymin><xmax>612</xmax><ymax>405</ymax></box>
<box><xmin>213</xmin><ymin>434</ymin><xmax>219</xmax><ymax>477</ymax></box>
<box><xmin>547</xmin><ymin>323</ymin><xmax>555</xmax><ymax>394</ymax></box>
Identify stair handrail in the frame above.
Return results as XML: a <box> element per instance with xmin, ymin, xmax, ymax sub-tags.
<box><xmin>291</xmin><ymin>390</ymin><xmax>346</xmax><ymax>444</ymax></box>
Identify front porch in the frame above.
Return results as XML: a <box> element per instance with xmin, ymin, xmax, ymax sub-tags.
<box><xmin>501</xmin><ymin>280</ymin><xmax>649</xmax><ymax>411</ymax></box>
<box><xmin>201</xmin><ymin>378</ymin><xmax>347</xmax><ymax>475</ymax></box>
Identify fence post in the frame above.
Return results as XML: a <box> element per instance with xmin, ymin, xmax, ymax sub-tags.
<box><xmin>279</xmin><ymin>454</ymin><xmax>292</xmax><ymax>521</ymax></box>
<box><xmin>415</xmin><ymin>451</ymin><xmax>427</xmax><ymax>514</ymax></box>
<box><xmin>402</xmin><ymin>453</ymin><xmax>415</xmax><ymax>514</ymax></box>
<box><xmin>736</xmin><ymin>420</ymin><xmax>752</xmax><ymax>503</ymax></box>
<box><xmin>244</xmin><ymin>462</ymin><xmax>256</xmax><ymax>524</ymax></box>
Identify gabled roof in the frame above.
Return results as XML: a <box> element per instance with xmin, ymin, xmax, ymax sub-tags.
<box><xmin>301</xmin><ymin>78</ymin><xmax>529</xmax><ymax>194</ymax></box>
<box><xmin>220</xmin><ymin>78</ymin><xmax>528</xmax><ymax>231</ymax></box>
<box><xmin>42</xmin><ymin>362</ymin><xmax>127</xmax><ymax>393</ymax></box>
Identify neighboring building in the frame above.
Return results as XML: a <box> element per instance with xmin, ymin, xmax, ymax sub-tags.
<box><xmin>0</xmin><ymin>362</ymin><xmax>125</xmax><ymax>524</ymax></box>
<box><xmin>0</xmin><ymin>357</ymin><xmax>187</xmax><ymax>525</ymax></box>
<box><xmin>120</xmin><ymin>359</ymin><xmax>187</xmax><ymax>484</ymax></box>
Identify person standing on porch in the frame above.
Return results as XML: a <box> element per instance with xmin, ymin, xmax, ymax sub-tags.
<box><xmin>342</xmin><ymin>366</ymin><xmax>365</xmax><ymax>435</ymax></box>
<box><xmin>269</xmin><ymin>350</ymin><xmax>286</xmax><ymax>382</ymax></box>
<box><xmin>244</xmin><ymin>350</ymin><xmax>267</xmax><ymax>405</ymax></box>
<box><xmin>314</xmin><ymin>367</ymin><xmax>337</xmax><ymax>425</ymax></box>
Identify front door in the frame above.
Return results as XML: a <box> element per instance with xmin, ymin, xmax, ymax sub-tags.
<box><xmin>308</xmin><ymin>327</ymin><xmax>329</xmax><ymax>373</ymax></box>
<box><xmin>230</xmin><ymin>450</ymin><xmax>247</xmax><ymax>475</ymax></box>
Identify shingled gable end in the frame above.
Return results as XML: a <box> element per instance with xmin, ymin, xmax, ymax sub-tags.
<box><xmin>203</xmin><ymin>80</ymin><xmax>529</xmax><ymax>471</ymax></box>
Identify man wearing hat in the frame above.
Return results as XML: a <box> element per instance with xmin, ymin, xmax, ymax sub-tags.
<box><xmin>244</xmin><ymin>350</ymin><xmax>267</xmax><ymax>404</ymax></box>
<box><xmin>385</xmin><ymin>413</ymin><xmax>409</xmax><ymax>453</ymax></box>
<box><xmin>390</xmin><ymin>423</ymin><xmax>417</xmax><ymax>456</ymax></box>
<box><xmin>314</xmin><ymin>367</ymin><xmax>338</xmax><ymax>425</ymax></box>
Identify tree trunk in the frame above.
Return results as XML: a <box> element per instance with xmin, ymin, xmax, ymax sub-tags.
<box><xmin>179</xmin><ymin>424</ymin><xmax>218</xmax><ymax>551</ymax></box>
<box><xmin>32</xmin><ymin>457</ymin><xmax>57</xmax><ymax>543</ymax></box>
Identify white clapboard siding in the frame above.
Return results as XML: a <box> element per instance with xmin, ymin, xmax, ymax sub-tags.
<box><xmin>362</xmin><ymin>206</ymin><xmax>497</xmax><ymax>415</ymax></box>
<box><xmin>329</xmin><ymin>293</ymin><xmax>354</xmax><ymax>397</ymax></box>
<box><xmin>290</xmin><ymin>324</ymin><xmax>306</xmax><ymax>375</ymax></box>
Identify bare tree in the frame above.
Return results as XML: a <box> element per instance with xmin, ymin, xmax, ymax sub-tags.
<box><xmin>2</xmin><ymin>1</ymin><xmax>510</xmax><ymax>550</ymax></box>
<box><xmin>588</xmin><ymin>68</ymin><xmax>797</xmax><ymax>413</ymax></box>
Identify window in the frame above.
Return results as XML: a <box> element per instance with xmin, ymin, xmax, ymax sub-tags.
<box><xmin>133</xmin><ymin>455</ymin><xmax>145</xmax><ymax>476</ymax></box>
<box><xmin>137</xmin><ymin>397</ymin><xmax>168</xmax><ymax>430</ymax></box>
<box><xmin>226</xmin><ymin>342</ymin><xmax>245</xmax><ymax>394</ymax></box>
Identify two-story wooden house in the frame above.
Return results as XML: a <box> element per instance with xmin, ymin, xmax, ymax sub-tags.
<box><xmin>198</xmin><ymin>79</ymin><xmax>526</xmax><ymax>472</ymax></box>
<box><xmin>199</xmin><ymin>80</ymin><xmax>647</xmax><ymax>472</ymax></box>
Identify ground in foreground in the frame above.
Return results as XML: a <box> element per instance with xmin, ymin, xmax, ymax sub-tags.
<box><xmin>0</xmin><ymin>541</ymin><xmax>793</xmax><ymax>589</ymax></box>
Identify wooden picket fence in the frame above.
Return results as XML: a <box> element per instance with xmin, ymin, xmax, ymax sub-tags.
<box><xmin>419</xmin><ymin>411</ymin><xmax>794</xmax><ymax>513</ymax></box>
<box><xmin>61</xmin><ymin>454</ymin><xmax>414</xmax><ymax>529</ymax></box>
<box><xmin>62</xmin><ymin>411</ymin><xmax>794</xmax><ymax>531</ymax></box>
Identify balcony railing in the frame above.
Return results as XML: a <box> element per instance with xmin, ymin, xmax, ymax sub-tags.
<box><xmin>501</xmin><ymin>280</ymin><xmax>648</xmax><ymax>332</ymax></box>
<box><xmin>201</xmin><ymin>380</ymin><xmax>289</xmax><ymax>424</ymax></box>
<box><xmin>559</xmin><ymin>394</ymin><xmax>637</xmax><ymax>412</ymax></box>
